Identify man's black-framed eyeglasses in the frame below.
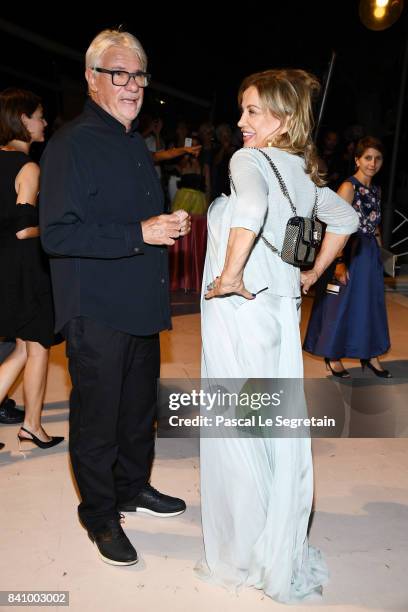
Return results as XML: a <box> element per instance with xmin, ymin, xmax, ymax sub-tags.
<box><xmin>93</xmin><ymin>67</ymin><xmax>151</xmax><ymax>88</ymax></box>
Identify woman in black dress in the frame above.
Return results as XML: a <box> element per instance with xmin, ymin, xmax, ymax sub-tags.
<box><xmin>0</xmin><ymin>88</ymin><xmax>63</xmax><ymax>449</ymax></box>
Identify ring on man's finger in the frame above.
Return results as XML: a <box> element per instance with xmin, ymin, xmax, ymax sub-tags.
<box><xmin>207</xmin><ymin>280</ymin><xmax>216</xmax><ymax>290</ymax></box>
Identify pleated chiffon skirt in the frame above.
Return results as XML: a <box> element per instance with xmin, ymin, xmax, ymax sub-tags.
<box><xmin>198</xmin><ymin>291</ymin><xmax>328</xmax><ymax>603</ymax></box>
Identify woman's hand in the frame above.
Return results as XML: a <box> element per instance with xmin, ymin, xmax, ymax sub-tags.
<box><xmin>205</xmin><ymin>228</ymin><xmax>257</xmax><ymax>300</ymax></box>
<box><xmin>204</xmin><ymin>275</ymin><xmax>255</xmax><ymax>300</ymax></box>
<box><xmin>300</xmin><ymin>269</ymin><xmax>319</xmax><ymax>295</ymax></box>
<box><xmin>334</xmin><ymin>262</ymin><xmax>349</xmax><ymax>285</ymax></box>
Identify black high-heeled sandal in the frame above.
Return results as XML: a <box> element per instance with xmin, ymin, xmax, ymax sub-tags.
<box><xmin>360</xmin><ymin>359</ymin><xmax>392</xmax><ymax>378</ymax></box>
<box><xmin>17</xmin><ymin>426</ymin><xmax>64</xmax><ymax>450</ymax></box>
<box><xmin>324</xmin><ymin>357</ymin><xmax>350</xmax><ymax>378</ymax></box>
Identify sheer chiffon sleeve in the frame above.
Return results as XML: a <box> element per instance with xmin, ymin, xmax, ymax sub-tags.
<box><xmin>229</xmin><ymin>149</ymin><xmax>269</xmax><ymax>235</ymax></box>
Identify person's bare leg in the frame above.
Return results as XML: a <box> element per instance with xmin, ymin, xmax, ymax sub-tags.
<box><xmin>328</xmin><ymin>359</ymin><xmax>347</xmax><ymax>373</ymax></box>
<box><xmin>0</xmin><ymin>339</ymin><xmax>27</xmax><ymax>404</ymax></box>
<box><xmin>19</xmin><ymin>341</ymin><xmax>50</xmax><ymax>443</ymax></box>
<box><xmin>370</xmin><ymin>357</ymin><xmax>385</xmax><ymax>371</ymax></box>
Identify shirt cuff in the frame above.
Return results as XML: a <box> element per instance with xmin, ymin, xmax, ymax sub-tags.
<box><xmin>125</xmin><ymin>222</ymin><xmax>144</xmax><ymax>255</ymax></box>
<box><xmin>230</xmin><ymin>217</ymin><xmax>261</xmax><ymax>234</ymax></box>
<box><xmin>325</xmin><ymin>222</ymin><xmax>359</xmax><ymax>235</ymax></box>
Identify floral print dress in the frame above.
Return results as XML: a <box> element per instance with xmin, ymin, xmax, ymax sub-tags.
<box><xmin>303</xmin><ymin>175</ymin><xmax>390</xmax><ymax>360</ymax></box>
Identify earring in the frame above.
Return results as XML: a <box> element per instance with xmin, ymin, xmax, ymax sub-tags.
<box><xmin>267</xmin><ymin>141</ymin><xmax>273</xmax><ymax>147</ymax></box>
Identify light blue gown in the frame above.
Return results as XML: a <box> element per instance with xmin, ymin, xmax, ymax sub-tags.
<box><xmin>196</xmin><ymin>147</ymin><xmax>359</xmax><ymax>603</ymax></box>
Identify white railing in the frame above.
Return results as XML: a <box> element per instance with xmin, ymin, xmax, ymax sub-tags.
<box><xmin>391</xmin><ymin>209</ymin><xmax>408</xmax><ymax>258</ymax></box>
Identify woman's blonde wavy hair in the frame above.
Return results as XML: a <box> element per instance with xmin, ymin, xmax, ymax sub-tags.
<box><xmin>238</xmin><ymin>69</ymin><xmax>325</xmax><ymax>186</ymax></box>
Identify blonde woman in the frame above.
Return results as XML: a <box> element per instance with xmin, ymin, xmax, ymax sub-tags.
<box><xmin>197</xmin><ymin>69</ymin><xmax>359</xmax><ymax>603</ymax></box>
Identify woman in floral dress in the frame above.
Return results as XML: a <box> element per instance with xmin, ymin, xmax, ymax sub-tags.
<box><xmin>303</xmin><ymin>137</ymin><xmax>392</xmax><ymax>378</ymax></box>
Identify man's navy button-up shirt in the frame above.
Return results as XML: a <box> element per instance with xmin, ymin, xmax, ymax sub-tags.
<box><xmin>39</xmin><ymin>99</ymin><xmax>171</xmax><ymax>336</ymax></box>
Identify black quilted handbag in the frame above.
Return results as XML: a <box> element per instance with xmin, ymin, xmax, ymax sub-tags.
<box><xmin>255</xmin><ymin>149</ymin><xmax>322</xmax><ymax>268</ymax></box>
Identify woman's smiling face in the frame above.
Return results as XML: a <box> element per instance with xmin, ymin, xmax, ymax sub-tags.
<box><xmin>238</xmin><ymin>86</ymin><xmax>284</xmax><ymax>148</ymax></box>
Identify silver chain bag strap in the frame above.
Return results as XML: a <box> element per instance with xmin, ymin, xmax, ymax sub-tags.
<box><xmin>251</xmin><ymin>148</ymin><xmax>322</xmax><ymax>267</ymax></box>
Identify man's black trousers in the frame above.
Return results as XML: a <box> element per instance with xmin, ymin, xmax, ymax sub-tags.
<box><xmin>64</xmin><ymin>317</ymin><xmax>160</xmax><ymax>533</ymax></box>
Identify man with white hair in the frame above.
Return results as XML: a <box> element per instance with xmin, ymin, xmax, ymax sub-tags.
<box><xmin>40</xmin><ymin>29</ymin><xmax>189</xmax><ymax>566</ymax></box>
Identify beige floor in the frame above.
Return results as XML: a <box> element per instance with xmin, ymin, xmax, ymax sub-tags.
<box><xmin>0</xmin><ymin>294</ymin><xmax>407</xmax><ymax>611</ymax></box>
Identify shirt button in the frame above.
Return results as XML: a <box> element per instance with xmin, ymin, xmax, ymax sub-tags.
<box><xmin>137</xmin><ymin>162</ymin><xmax>142</xmax><ymax>167</ymax></box>
<box><xmin>160</xmin><ymin>249</ymin><xmax>164</xmax><ymax>254</ymax></box>
<box><xmin>134</xmin><ymin>247</ymin><xmax>140</xmax><ymax>253</ymax></box>
<box><xmin>161</xmin><ymin>278</ymin><xmax>165</xmax><ymax>284</ymax></box>
<box><xmin>146</xmin><ymin>191</ymin><xmax>150</xmax><ymax>196</ymax></box>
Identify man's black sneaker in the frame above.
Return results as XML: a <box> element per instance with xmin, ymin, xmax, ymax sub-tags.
<box><xmin>0</xmin><ymin>398</ymin><xmax>24</xmax><ymax>424</ymax></box>
<box><xmin>88</xmin><ymin>518</ymin><xmax>138</xmax><ymax>566</ymax></box>
<box><xmin>118</xmin><ymin>484</ymin><xmax>186</xmax><ymax>517</ymax></box>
